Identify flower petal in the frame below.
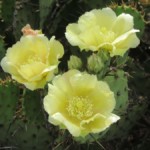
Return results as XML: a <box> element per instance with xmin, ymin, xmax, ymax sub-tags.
<box><xmin>78</xmin><ymin>8</ymin><xmax>116</xmax><ymax>30</ymax></box>
<box><xmin>69</xmin><ymin>72</ymin><xmax>97</xmax><ymax>96</ymax></box>
<box><xmin>49</xmin><ymin>112</ymin><xmax>82</xmax><ymax>137</ymax></box>
<box><xmin>112</xmin><ymin>29</ymin><xmax>139</xmax><ymax>45</ymax></box>
<box><xmin>112</xmin><ymin>32</ymin><xmax>140</xmax><ymax>56</ymax></box>
<box><xmin>110</xmin><ymin>30</ymin><xmax>140</xmax><ymax>56</ymax></box>
<box><xmin>88</xmin><ymin>81</ymin><xmax>116</xmax><ymax>115</ymax></box>
<box><xmin>65</xmin><ymin>23</ymin><xmax>86</xmax><ymax>49</ymax></box>
<box><xmin>1</xmin><ymin>57</ymin><xmax>18</xmax><ymax>75</ymax></box>
<box><xmin>80</xmin><ymin>113</ymin><xmax>120</xmax><ymax>136</ymax></box>
<box><xmin>93</xmin><ymin>8</ymin><xmax>117</xmax><ymax>29</ymax></box>
<box><xmin>18</xmin><ymin>62</ymin><xmax>47</xmax><ymax>81</ymax></box>
<box><xmin>52</xmin><ymin>73</ymin><xmax>74</xmax><ymax>96</ymax></box>
<box><xmin>44</xmin><ymin>83</ymin><xmax>69</xmax><ymax>114</ymax></box>
<box><xmin>112</xmin><ymin>13</ymin><xmax>134</xmax><ymax>36</ymax></box>
<box><xmin>48</xmin><ymin>36</ymin><xmax>64</xmax><ymax>64</ymax></box>
<box><xmin>24</xmin><ymin>78</ymin><xmax>47</xmax><ymax>90</ymax></box>
<box><xmin>78</xmin><ymin>26</ymin><xmax>104</xmax><ymax>50</ymax></box>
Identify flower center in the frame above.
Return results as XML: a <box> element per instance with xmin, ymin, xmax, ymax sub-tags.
<box><xmin>22</xmin><ymin>55</ymin><xmax>43</xmax><ymax>66</ymax></box>
<box><xmin>27</xmin><ymin>55</ymin><xmax>42</xmax><ymax>63</ymax></box>
<box><xmin>67</xmin><ymin>96</ymin><xmax>93</xmax><ymax>120</ymax></box>
<box><xmin>100</xmin><ymin>27</ymin><xmax>116</xmax><ymax>43</ymax></box>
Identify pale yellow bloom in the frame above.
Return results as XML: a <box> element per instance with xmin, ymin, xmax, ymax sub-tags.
<box><xmin>65</xmin><ymin>8</ymin><xmax>140</xmax><ymax>56</ymax></box>
<box><xmin>1</xmin><ymin>33</ymin><xmax>64</xmax><ymax>90</ymax></box>
<box><xmin>44</xmin><ymin>70</ymin><xmax>120</xmax><ymax>137</ymax></box>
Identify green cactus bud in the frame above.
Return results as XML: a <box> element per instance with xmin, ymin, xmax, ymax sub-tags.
<box><xmin>87</xmin><ymin>54</ymin><xmax>104</xmax><ymax>73</ymax></box>
<box><xmin>68</xmin><ymin>55</ymin><xmax>82</xmax><ymax>70</ymax></box>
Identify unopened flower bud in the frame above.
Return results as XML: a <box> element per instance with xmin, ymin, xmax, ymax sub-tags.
<box><xmin>68</xmin><ymin>55</ymin><xmax>82</xmax><ymax>70</ymax></box>
<box><xmin>87</xmin><ymin>54</ymin><xmax>104</xmax><ymax>73</ymax></box>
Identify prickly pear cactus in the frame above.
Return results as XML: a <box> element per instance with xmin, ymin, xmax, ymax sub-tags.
<box><xmin>0</xmin><ymin>79</ymin><xmax>19</xmax><ymax>143</ymax></box>
<box><xmin>0</xmin><ymin>0</ymin><xmax>149</xmax><ymax>150</ymax></box>
<box><xmin>104</xmin><ymin>70</ymin><xmax>128</xmax><ymax>114</ymax></box>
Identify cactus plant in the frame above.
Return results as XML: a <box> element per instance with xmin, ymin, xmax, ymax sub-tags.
<box><xmin>0</xmin><ymin>0</ymin><xmax>149</xmax><ymax>150</ymax></box>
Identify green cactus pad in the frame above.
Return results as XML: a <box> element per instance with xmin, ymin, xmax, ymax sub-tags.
<box><xmin>1</xmin><ymin>0</ymin><xmax>15</xmax><ymax>25</ymax></box>
<box><xmin>39</xmin><ymin>0</ymin><xmax>55</xmax><ymax>28</ymax></box>
<box><xmin>102</xmin><ymin>94</ymin><xmax>147</xmax><ymax>141</ymax></box>
<box><xmin>83</xmin><ymin>0</ymin><xmax>110</xmax><ymax>9</ymax></box>
<box><xmin>7</xmin><ymin>120</ymin><xmax>52</xmax><ymax>150</ymax></box>
<box><xmin>23</xmin><ymin>89</ymin><xmax>45</xmax><ymax>124</ymax></box>
<box><xmin>13</xmin><ymin>0</ymin><xmax>39</xmax><ymax>40</ymax></box>
<box><xmin>0</xmin><ymin>79</ymin><xmax>19</xmax><ymax>143</ymax></box>
<box><xmin>104</xmin><ymin>70</ymin><xmax>128</xmax><ymax>113</ymax></box>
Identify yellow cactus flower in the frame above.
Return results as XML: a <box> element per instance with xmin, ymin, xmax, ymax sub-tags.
<box><xmin>1</xmin><ymin>25</ymin><xmax>64</xmax><ymax>90</ymax></box>
<box><xmin>65</xmin><ymin>7</ymin><xmax>140</xmax><ymax>56</ymax></box>
<box><xmin>43</xmin><ymin>70</ymin><xmax>120</xmax><ymax>137</ymax></box>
